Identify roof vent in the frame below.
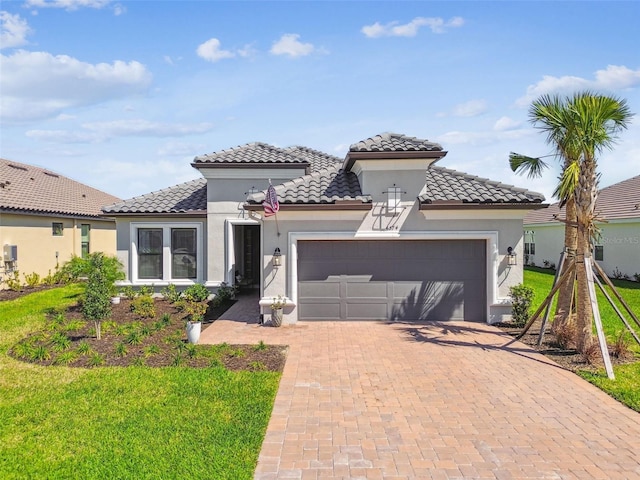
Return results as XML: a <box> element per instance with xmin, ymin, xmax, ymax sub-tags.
<box><xmin>8</xmin><ymin>164</ymin><xmax>28</xmax><ymax>171</ymax></box>
<box><xmin>44</xmin><ymin>171</ymin><xmax>59</xmax><ymax>178</ymax></box>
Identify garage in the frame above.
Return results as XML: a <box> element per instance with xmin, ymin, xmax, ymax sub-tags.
<box><xmin>297</xmin><ymin>239</ymin><xmax>486</xmax><ymax>321</ymax></box>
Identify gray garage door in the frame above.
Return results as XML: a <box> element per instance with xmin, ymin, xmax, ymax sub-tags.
<box><xmin>297</xmin><ymin>240</ymin><xmax>486</xmax><ymax>321</ymax></box>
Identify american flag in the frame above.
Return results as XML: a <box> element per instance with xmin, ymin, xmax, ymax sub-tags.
<box><xmin>262</xmin><ymin>184</ymin><xmax>280</xmax><ymax>217</ymax></box>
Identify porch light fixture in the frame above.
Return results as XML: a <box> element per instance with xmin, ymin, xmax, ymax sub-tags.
<box><xmin>507</xmin><ymin>246</ymin><xmax>517</xmax><ymax>266</ymax></box>
<box><xmin>385</xmin><ymin>184</ymin><xmax>403</xmax><ymax>215</ymax></box>
<box><xmin>273</xmin><ymin>247</ymin><xmax>282</xmax><ymax>268</ymax></box>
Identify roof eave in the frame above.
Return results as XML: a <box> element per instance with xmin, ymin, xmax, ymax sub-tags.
<box><xmin>103</xmin><ymin>210</ymin><xmax>208</xmax><ymax>217</ymax></box>
<box><xmin>419</xmin><ymin>202</ymin><xmax>549</xmax><ymax>211</ymax></box>
<box><xmin>244</xmin><ymin>202</ymin><xmax>372</xmax><ymax>211</ymax></box>
<box><xmin>191</xmin><ymin>161</ymin><xmax>310</xmax><ymax>170</ymax></box>
<box><xmin>343</xmin><ymin>150</ymin><xmax>447</xmax><ymax>171</ymax></box>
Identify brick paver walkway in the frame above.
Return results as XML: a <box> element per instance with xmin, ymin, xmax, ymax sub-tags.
<box><xmin>201</xmin><ymin>294</ymin><xmax>640</xmax><ymax>479</ymax></box>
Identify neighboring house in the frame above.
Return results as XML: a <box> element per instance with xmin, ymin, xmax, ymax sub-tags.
<box><xmin>524</xmin><ymin>175</ymin><xmax>640</xmax><ymax>279</ymax></box>
<box><xmin>1</xmin><ymin>159</ymin><xmax>120</xmax><ymax>286</ymax></box>
<box><xmin>103</xmin><ymin>133</ymin><xmax>547</xmax><ymax>324</ymax></box>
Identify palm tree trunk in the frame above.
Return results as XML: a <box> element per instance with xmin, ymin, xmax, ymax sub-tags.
<box><xmin>553</xmin><ymin>196</ymin><xmax>577</xmax><ymax>333</ymax></box>
<box><xmin>574</xmin><ymin>159</ymin><xmax>598</xmax><ymax>353</ymax></box>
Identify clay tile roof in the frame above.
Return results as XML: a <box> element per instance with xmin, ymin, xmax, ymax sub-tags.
<box><xmin>525</xmin><ymin>175</ymin><xmax>640</xmax><ymax>224</ymax></box>
<box><xmin>0</xmin><ymin>159</ymin><xmax>120</xmax><ymax>217</ymax></box>
<box><xmin>102</xmin><ymin>178</ymin><xmax>207</xmax><ymax>214</ymax></box>
<box><xmin>192</xmin><ymin>142</ymin><xmax>308</xmax><ymax>166</ymax></box>
<box><xmin>420</xmin><ymin>166</ymin><xmax>546</xmax><ymax>205</ymax></box>
<box><xmin>349</xmin><ymin>132</ymin><xmax>443</xmax><ymax>153</ymax></box>
<box><xmin>284</xmin><ymin>146</ymin><xmax>343</xmax><ymax>172</ymax></box>
<box><xmin>247</xmin><ymin>167</ymin><xmax>371</xmax><ymax>205</ymax></box>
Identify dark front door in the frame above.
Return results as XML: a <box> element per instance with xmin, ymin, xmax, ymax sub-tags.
<box><xmin>234</xmin><ymin>225</ymin><xmax>260</xmax><ymax>287</ymax></box>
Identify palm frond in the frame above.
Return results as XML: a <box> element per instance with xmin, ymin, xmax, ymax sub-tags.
<box><xmin>508</xmin><ymin>152</ymin><xmax>549</xmax><ymax>178</ymax></box>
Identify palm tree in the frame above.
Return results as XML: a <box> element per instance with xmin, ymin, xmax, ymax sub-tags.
<box><xmin>509</xmin><ymin>95</ymin><xmax>582</xmax><ymax>333</ymax></box>
<box><xmin>567</xmin><ymin>92</ymin><xmax>631</xmax><ymax>351</ymax></box>
<box><xmin>511</xmin><ymin>92</ymin><xmax>632</xmax><ymax>352</ymax></box>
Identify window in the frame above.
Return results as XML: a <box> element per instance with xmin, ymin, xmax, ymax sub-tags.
<box><xmin>52</xmin><ymin>222</ymin><xmax>64</xmax><ymax>236</ymax></box>
<box><xmin>132</xmin><ymin>223</ymin><xmax>202</xmax><ymax>282</ymax></box>
<box><xmin>524</xmin><ymin>242</ymin><xmax>536</xmax><ymax>255</ymax></box>
<box><xmin>138</xmin><ymin>228</ymin><xmax>163</xmax><ymax>279</ymax></box>
<box><xmin>171</xmin><ymin>228</ymin><xmax>197</xmax><ymax>279</ymax></box>
<box><xmin>81</xmin><ymin>224</ymin><xmax>90</xmax><ymax>258</ymax></box>
<box><xmin>594</xmin><ymin>245</ymin><xmax>604</xmax><ymax>261</ymax></box>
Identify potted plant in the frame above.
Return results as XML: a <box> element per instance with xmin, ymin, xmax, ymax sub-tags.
<box><xmin>270</xmin><ymin>295</ymin><xmax>286</xmax><ymax>327</ymax></box>
<box><xmin>185</xmin><ymin>300</ymin><xmax>208</xmax><ymax>344</ymax></box>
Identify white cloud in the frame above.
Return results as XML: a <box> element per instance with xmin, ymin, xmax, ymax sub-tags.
<box><xmin>494</xmin><ymin>116</ymin><xmax>521</xmax><ymax>131</ymax></box>
<box><xmin>517</xmin><ymin>65</ymin><xmax>640</xmax><ymax>106</ymax></box>
<box><xmin>437</xmin><ymin>127</ymin><xmax>533</xmax><ymax>147</ymax></box>
<box><xmin>196</xmin><ymin>38</ymin><xmax>235</xmax><ymax>62</ymax></box>
<box><xmin>362</xmin><ymin>16</ymin><xmax>464</xmax><ymax>38</ymax></box>
<box><xmin>270</xmin><ymin>33</ymin><xmax>316</xmax><ymax>57</ymax></box>
<box><xmin>26</xmin><ymin>119</ymin><xmax>215</xmax><ymax>143</ymax></box>
<box><xmin>451</xmin><ymin>99</ymin><xmax>488</xmax><ymax>117</ymax></box>
<box><xmin>0</xmin><ymin>50</ymin><xmax>152</xmax><ymax>121</ymax></box>
<box><xmin>24</xmin><ymin>0</ymin><xmax>113</xmax><ymax>11</ymax></box>
<box><xmin>157</xmin><ymin>141</ymin><xmax>205</xmax><ymax>156</ymax></box>
<box><xmin>1</xmin><ymin>11</ymin><xmax>32</xmax><ymax>49</ymax></box>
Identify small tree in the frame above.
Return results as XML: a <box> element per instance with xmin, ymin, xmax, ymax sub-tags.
<box><xmin>509</xmin><ymin>284</ymin><xmax>535</xmax><ymax>327</ymax></box>
<box><xmin>80</xmin><ymin>253</ymin><xmax>125</xmax><ymax>340</ymax></box>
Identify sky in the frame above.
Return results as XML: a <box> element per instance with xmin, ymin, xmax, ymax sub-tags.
<box><xmin>1</xmin><ymin>0</ymin><xmax>639</xmax><ymax>204</ymax></box>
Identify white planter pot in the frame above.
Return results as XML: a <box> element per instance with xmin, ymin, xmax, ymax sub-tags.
<box><xmin>186</xmin><ymin>321</ymin><xmax>202</xmax><ymax>344</ymax></box>
<box><xmin>111</xmin><ymin>296</ymin><xmax>121</xmax><ymax>305</ymax></box>
<box><xmin>271</xmin><ymin>308</ymin><xmax>283</xmax><ymax>327</ymax></box>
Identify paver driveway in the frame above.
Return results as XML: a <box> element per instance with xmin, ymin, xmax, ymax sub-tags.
<box><xmin>201</xmin><ymin>305</ymin><xmax>640</xmax><ymax>479</ymax></box>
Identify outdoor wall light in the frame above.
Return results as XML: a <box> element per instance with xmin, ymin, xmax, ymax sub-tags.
<box><xmin>273</xmin><ymin>247</ymin><xmax>282</xmax><ymax>267</ymax></box>
<box><xmin>507</xmin><ymin>246</ymin><xmax>517</xmax><ymax>266</ymax></box>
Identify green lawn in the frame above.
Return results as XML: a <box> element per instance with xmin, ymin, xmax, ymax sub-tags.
<box><xmin>0</xmin><ymin>285</ymin><xmax>281</xmax><ymax>479</ymax></box>
<box><xmin>524</xmin><ymin>267</ymin><xmax>640</xmax><ymax>411</ymax></box>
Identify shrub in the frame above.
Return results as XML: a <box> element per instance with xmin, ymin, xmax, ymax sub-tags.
<box><xmin>508</xmin><ymin>283</ymin><xmax>534</xmax><ymax>327</ymax></box>
<box><xmin>211</xmin><ymin>282</ymin><xmax>234</xmax><ymax>308</ymax></box>
<box><xmin>184</xmin><ymin>300</ymin><xmax>208</xmax><ymax>323</ymax></box>
<box><xmin>130</xmin><ymin>295</ymin><xmax>156</xmax><ymax>318</ymax></box>
<box><xmin>42</xmin><ymin>269</ymin><xmax>59</xmax><ymax>286</ymax></box>
<box><xmin>182</xmin><ymin>283</ymin><xmax>210</xmax><ymax>303</ymax></box>
<box><xmin>611</xmin><ymin>331</ymin><xmax>633</xmax><ymax>360</ymax></box>
<box><xmin>582</xmin><ymin>339</ymin><xmax>602</xmax><ymax>365</ymax></box>
<box><xmin>120</xmin><ymin>286</ymin><xmax>137</xmax><ymax>299</ymax></box>
<box><xmin>161</xmin><ymin>283</ymin><xmax>182</xmax><ymax>303</ymax></box>
<box><xmin>5</xmin><ymin>271</ymin><xmax>22</xmax><ymax>291</ymax></box>
<box><xmin>634</xmin><ymin>273</ymin><xmax>640</xmax><ymax>283</ymax></box>
<box><xmin>23</xmin><ymin>272</ymin><xmax>41</xmax><ymax>287</ymax></box>
<box><xmin>552</xmin><ymin>314</ymin><xmax>577</xmax><ymax>349</ymax></box>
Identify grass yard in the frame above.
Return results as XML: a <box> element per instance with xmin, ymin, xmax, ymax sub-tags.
<box><xmin>0</xmin><ymin>285</ymin><xmax>281</xmax><ymax>479</ymax></box>
<box><xmin>524</xmin><ymin>266</ymin><xmax>640</xmax><ymax>411</ymax></box>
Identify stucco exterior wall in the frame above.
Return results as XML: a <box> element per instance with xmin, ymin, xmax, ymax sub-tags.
<box><xmin>526</xmin><ymin>220</ymin><xmax>640</xmax><ymax>279</ymax></box>
<box><xmin>0</xmin><ymin>212</ymin><xmax>116</xmax><ymax>286</ymax></box>
<box><xmin>260</xmin><ymin>200</ymin><xmax>531</xmax><ymax>324</ymax></box>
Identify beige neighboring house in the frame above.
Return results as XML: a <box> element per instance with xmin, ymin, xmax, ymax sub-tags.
<box><xmin>1</xmin><ymin>159</ymin><xmax>121</xmax><ymax>287</ymax></box>
<box><xmin>524</xmin><ymin>175</ymin><xmax>640</xmax><ymax>279</ymax></box>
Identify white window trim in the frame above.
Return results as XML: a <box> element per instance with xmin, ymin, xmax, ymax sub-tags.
<box><xmin>130</xmin><ymin>222</ymin><xmax>203</xmax><ymax>285</ymax></box>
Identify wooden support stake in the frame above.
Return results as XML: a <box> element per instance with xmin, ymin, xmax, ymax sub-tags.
<box><xmin>513</xmin><ymin>260</ymin><xmax>576</xmax><ymax>341</ymax></box>
<box><xmin>592</xmin><ymin>261</ymin><xmax>640</xmax><ymax>330</ymax></box>
<box><xmin>537</xmin><ymin>250</ymin><xmax>567</xmax><ymax>346</ymax></box>
<box><xmin>593</xmin><ymin>274</ymin><xmax>640</xmax><ymax>346</ymax></box>
<box><xmin>586</xmin><ymin>256</ymin><xmax>614</xmax><ymax>380</ymax></box>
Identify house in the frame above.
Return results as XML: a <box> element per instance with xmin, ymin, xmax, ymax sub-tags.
<box><xmin>524</xmin><ymin>175</ymin><xmax>640</xmax><ymax>280</ymax></box>
<box><xmin>103</xmin><ymin>133</ymin><xmax>547</xmax><ymax>324</ymax></box>
<box><xmin>0</xmin><ymin>159</ymin><xmax>120</xmax><ymax>286</ymax></box>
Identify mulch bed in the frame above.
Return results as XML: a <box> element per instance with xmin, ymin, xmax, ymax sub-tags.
<box><xmin>8</xmin><ymin>295</ymin><xmax>287</xmax><ymax>372</ymax></box>
<box><xmin>495</xmin><ymin>319</ymin><xmax>636</xmax><ymax>373</ymax></box>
